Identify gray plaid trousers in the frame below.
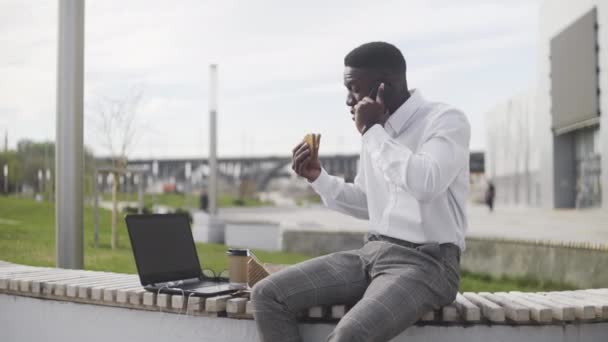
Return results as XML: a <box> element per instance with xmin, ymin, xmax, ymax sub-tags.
<box><xmin>251</xmin><ymin>236</ymin><xmax>460</xmax><ymax>342</ymax></box>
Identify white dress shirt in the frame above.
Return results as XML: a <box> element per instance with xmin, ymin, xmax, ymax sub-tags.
<box><xmin>310</xmin><ymin>89</ymin><xmax>470</xmax><ymax>251</ymax></box>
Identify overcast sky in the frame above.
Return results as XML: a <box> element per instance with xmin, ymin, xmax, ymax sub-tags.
<box><xmin>0</xmin><ymin>0</ymin><xmax>540</xmax><ymax>158</ymax></box>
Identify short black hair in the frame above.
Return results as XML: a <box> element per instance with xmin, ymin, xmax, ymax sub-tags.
<box><xmin>344</xmin><ymin>42</ymin><xmax>406</xmax><ymax>74</ymax></box>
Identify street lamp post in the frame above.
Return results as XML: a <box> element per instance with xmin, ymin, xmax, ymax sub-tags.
<box><xmin>3</xmin><ymin>164</ymin><xmax>7</xmax><ymax>194</ymax></box>
<box><xmin>46</xmin><ymin>169</ymin><xmax>52</xmax><ymax>201</ymax></box>
<box><xmin>55</xmin><ymin>0</ymin><xmax>85</xmax><ymax>269</ymax></box>
<box><xmin>93</xmin><ymin>169</ymin><xmax>99</xmax><ymax>248</ymax></box>
<box><xmin>185</xmin><ymin>161</ymin><xmax>191</xmax><ymax>207</ymax></box>
<box><xmin>209</xmin><ymin>64</ymin><xmax>218</xmax><ymax>215</ymax></box>
<box><xmin>37</xmin><ymin>169</ymin><xmax>43</xmax><ymax>194</ymax></box>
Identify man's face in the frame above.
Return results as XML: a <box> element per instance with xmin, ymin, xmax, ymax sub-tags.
<box><xmin>343</xmin><ymin>67</ymin><xmax>378</xmax><ymax>117</ymax></box>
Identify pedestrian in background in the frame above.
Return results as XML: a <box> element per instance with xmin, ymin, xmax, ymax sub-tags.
<box><xmin>485</xmin><ymin>181</ymin><xmax>495</xmax><ymax>212</ymax></box>
<box><xmin>199</xmin><ymin>190</ymin><xmax>208</xmax><ymax>212</ymax></box>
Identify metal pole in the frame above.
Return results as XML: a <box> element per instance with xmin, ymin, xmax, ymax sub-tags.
<box><xmin>3</xmin><ymin>164</ymin><xmax>7</xmax><ymax>194</ymax></box>
<box><xmin>184</xmin><ymin>162</ymin><xmax>191</xmax><ymax>208</ymax></box>
<box><xmin>126</xmin><ymin>172</ymin><xmax>131</xmax><ymax>194</ymax></box>
<box><xmin>93</xmin><ymin>169</ymin><xmax>99</xmax><ymax>248</ymax></box>
<box><xmin>37</xmin><ymin>169</ymin><xmax>43</xmax><ymax>193</ymax></box>
<box><xmin>56</xmin><ymin>0</ymin><xmax>85</xmax><ymax>269</ymax></box>
<box><xmin>46</xmin><ymin>169</ymin><xmax>52</xmax><ymax>201</ymax></box>
<box><xmin>209</xmin><ymin>64</ymin><xmax>218</xmax><ymax>215</ymax></box>
<box><xmin>136</xmin><ymin>173</ymin><xmax>144</xmax><ymax>214</ymax></box>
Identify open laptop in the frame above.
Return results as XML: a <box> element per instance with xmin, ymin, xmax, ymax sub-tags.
<box><xmin>126</xmin><ymin>213</ymin><xmax>237</xmax><ymax>297</ymax></box>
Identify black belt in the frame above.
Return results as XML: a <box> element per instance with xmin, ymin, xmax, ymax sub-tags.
<box><xmin>366</xmin><ymin>232</ymin><xmax>460</xmax><ymax>261</ymax></box>
<box><xmin>366</xmin><ymin>232</ymin><xmax>423</xmax><ymax>248</ymax></box>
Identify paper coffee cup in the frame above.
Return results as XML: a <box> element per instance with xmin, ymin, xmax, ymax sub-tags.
<box><xmin>227</xmin><ymin>248</ymin><xmax>250</xmax><ymax>286</ymax></box>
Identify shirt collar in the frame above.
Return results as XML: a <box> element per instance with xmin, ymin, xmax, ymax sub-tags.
<box><xmin>385</xmin><ymin>89</ymin><xmax>423</xmax><ymax>136</ymax></box>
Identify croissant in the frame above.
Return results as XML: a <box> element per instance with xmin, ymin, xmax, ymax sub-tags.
<box><xmin>303</xmin><ymin>133</ymin><xmax>321</xmax><ymax>160</ymax></box>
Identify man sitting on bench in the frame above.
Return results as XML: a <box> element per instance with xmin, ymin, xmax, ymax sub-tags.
<box><xmin>251</xmin><ymin>41</ymin><xmax>470</xmax><ymax>342</ymax></box>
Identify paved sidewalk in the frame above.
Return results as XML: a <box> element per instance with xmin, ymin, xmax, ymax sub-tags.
<box><xmin>466</xmin><ymin>204</ymin><xmax>608</xmax><ymax>245</ymax></box>
<box><xmin>219</xmin><ymin>204</ymin><xmax>608</xmax><ymax>246</ymax></box>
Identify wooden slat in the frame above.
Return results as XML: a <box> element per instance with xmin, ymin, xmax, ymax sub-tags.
<box><xmin>578</xmin><ymin>289</ymin><xmax>608</xmax><ymax>299</ymax></box>
<box><xmin>30</xmin><ymin>271</ymin><xmax>99</xmax><ymax>294</ymax></box>
<box><xmin>19</xmin><ymin>270</ymin><xmax>89</xmax><ymax>292</ymax></box>
<box><xmin>50</xmin><ymin>273</ymin><xmax>118</xmax><ymax>296</ymax></box>
<box><xmin>0</xmin><ymin>265</ymin><xmax>36</xmax><ymax>274</ymax></box>
<box><xmin>586</xmin><ymin>289</ymin><xmax>608</xmax><ymax>295</ymax></box>
<box><xmin>7</xmin><ymin>269</ymin><xmax>69</xmax><ymax>291</ymax></box>
<box><xmin>510</xmin><ymin>292</ymin><xmax>574</xmax><ymax>321</ymax></box>
<box><xmin>171</xmin><ymin>294</ymin><xmax>188</xmax><ymax>311</ymax></box>
<box><xmin>331</xmin><ymin>305</ymin><xmax>348</xmax><ymax>319</ymax></box>
<box><xmin>540</xmin><ymin>292</ymin><xmax>597</xmax><ymax>320</ymax></box>
<box><xmin>116</xmin><ymin>287</ymin><xmax>145</xmax><ymax>304</ymax></box>
<box><xmin>441</xmin><ymin>303</ymin><xmax>460</xmax><ymax>322</ymax></box>
<box><xmin>580</xmin><ymin>290</ymin><xmax>608</xmax><ymax>301</ymax></box>
<box><xmin>186</xmin><ymin>296</ymin><xmax>205</xmax><ymax>313</ymax></box>
<box><xmin>246</xmin><ymin>300</ymin><xmax>254</xmax><ymax>317</ymax></box>
<box><xmin>494</xmin><ymin>293</ymin><xmax>552</xmax><ymax>323</ymax></box>
<box><xmin>226</xmin><ymin>297</ymin><xmax>249</xmax><ymax>318</ymax></box>
<box><xmin>78</xmin><ymin>276</ymin><xmax>137</xmax><ymax>299</ymax></box>
<box><xmin>566</xmin><ymin>291</ymin><xmax>608</xmax><ymax>319</ymax></box>
<box><xmin>129</xmin><ymin>288</ymin><xmax>149</xmax><ymax>306</ymax></box>
<box><xmin>0</xmin><ymin>268</ymin><xmax>48</xmax><ymax>289</ymax></box>
<box><xmin>9</xmin><ymin>269</ymin><xmax>77</xmax><ymax>291</ymax></box>
<box><xmin>463</xmin><ymin>292</ymin><xmax>505</xmax><ymax>322</ymax></box>
<box><xmin>171</xmin><ymin>293</ymin><xmax>209</xmax><ymax>313</ymax></box>
<box><xmin>0</xmin><ymin>266</ymin><xmax>41</xmax><ymax>274</ymax></box>
<box><xmin>479</xmin><ymin>292</ymin><xmax>530</xmax><ymax>322</ymax></box>
<box><xmin>0</xmin><ymin>267</ymin><xmax>40</xmax><ymax>277</ymax></box>
<box><xmin>104</xmin><ymin>284</ymin><xmax>143</xmax><ymax>303</ymax></box>
<box><xmin>578</xmin><ymin>290</ymin><xmax>608</xmax><ymax>303</ymax></box>
<box><xmin>454</xmin><ymin>293</ymin><xmax>481</xmax><ymax>321</ymax></box>
<box><xmin>307</xmin><ymin>306</ymin><xmax>326</xmax><ymax>319</ymax></box>
<box><xmin>156</xmin><ymin>293</ymin><xmax>171</xmax><ymax>309</ymax></box>
<box><xmin>65</xmin><ymin>274</ymin><xmax>125</xmax><ymax>297</ymax></box>
<box><xmin>55</xmin><ymin>275</ymin><xmax>117</xmax><ymax>296</ymax></box>
<box><xmin>91</xmin><ymin>279</ymin><xmax>140</xmax><ymax>300</ymax></box>
<box><xmin>420</xmin><ymin>310</ymin><xmax>435</xmax><ymax>322</ymax></box>
<box><xmin>205</xmin><ymin>294</ymin><xmax>232</xmax><ymax>314</ymax></box>
<box><xmin>143</xmin><ymin>291</ymin><xmax>156</xmax><ymax>306</ymax></box>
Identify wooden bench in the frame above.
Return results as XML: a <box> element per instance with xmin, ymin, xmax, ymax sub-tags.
<box><xmin>1</xmin><ymin>260</ymin><xmax>608</xmax><ymax>325</ymax></box>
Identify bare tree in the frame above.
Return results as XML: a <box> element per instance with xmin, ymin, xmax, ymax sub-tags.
<box><xmin>90</xmin><ymin>87</ymin><xmax>144</xmax><ymax>249</ymax></box>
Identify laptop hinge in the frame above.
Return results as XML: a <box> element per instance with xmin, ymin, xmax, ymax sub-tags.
<box><xmin>153</xmin><ymin>277</ymin><xmax>200</xmax><ymax>288</ymax></box>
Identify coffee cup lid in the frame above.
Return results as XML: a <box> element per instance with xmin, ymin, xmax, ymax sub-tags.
<box><xmin>227</xmin><ymin>248</ymin><xmax>249</xmax><ymax>256</ymax></box>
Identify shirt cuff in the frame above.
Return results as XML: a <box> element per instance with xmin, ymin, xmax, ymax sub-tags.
<box><xmin>309</xmin><ymin>167</ymin><xmax>332</xmax><ymax>196</ymax></box>
<box><xmin>362</xmin><ymin>124</ymin><xmax>390</xmax><ymax>155</ymax></box>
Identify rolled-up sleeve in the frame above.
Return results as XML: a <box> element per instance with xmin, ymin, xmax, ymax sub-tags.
<box><xmin>362</xmin><ymin>109</ymin><xmax>470</xmax><ymax>202</ymax></box>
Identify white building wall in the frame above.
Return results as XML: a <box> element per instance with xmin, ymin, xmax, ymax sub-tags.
<box><xmin>539</xmin><ymin>0</ymin><xmax>608</xmax><ymax>209</ymax></box>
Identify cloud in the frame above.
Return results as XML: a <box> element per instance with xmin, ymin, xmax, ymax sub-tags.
<box><xmin>0</xmin><ymin>0</ymin><xmax>540</xmax><ymax>157</ymax></box>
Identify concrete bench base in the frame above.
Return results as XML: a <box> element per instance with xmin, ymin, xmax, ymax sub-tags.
<box><xmin>3</xmin><ymin>294</ymin><xmax>608</xmax><ymax>342</ymax></box>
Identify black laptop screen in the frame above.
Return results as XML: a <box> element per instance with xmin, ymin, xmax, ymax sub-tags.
<box><xmin>126</xmin><ymin>214</ymin><xmax>202</xmax><ymax>285</ymax></box>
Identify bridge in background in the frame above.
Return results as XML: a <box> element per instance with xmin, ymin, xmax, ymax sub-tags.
<box><xmin>96</xmin><ymin>154</ymin><xmax>359</xmax><ymax>191</ymax></box>
<box><xmin>96</xmin><ymin>152</ymin><xmax>484</xmax><ymax>192</ymax></box>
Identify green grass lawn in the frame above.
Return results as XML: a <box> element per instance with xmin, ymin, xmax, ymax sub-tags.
<box><xmin>0</xmin><ymin>196</ymin><xmax>576</xmax><ymax>292</ymax></box>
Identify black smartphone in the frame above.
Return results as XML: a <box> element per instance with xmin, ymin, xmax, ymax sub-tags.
<box><xmin>367</xmin><ymin>82</ymin><xmax>389</xmax><ymax>101</ymax></box>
